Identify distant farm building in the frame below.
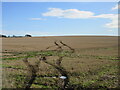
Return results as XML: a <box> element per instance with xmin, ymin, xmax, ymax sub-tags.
<box><xmin>25</xmin><ymin>34</ymin><xmax>32</xmax><ymax>37</ymax></box>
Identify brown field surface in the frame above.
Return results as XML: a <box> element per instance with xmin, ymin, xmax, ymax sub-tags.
<box><xmin>2</xmin><ymin>36</ymin><xmax>119</xmax><ymax>89</ymax></box>
<box><xmin>2</xmin><ymin>36</ymin><xmax>118</xmax><ymax>51</ymax></box>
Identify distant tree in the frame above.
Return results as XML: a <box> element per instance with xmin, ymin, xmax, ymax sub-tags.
<box><xmin>12</xmin><ymin>35</ymin><xmax>16</xmax><ymax>37</ymax></box>
<box><xmin>25</xmin><ymin>34</ymin><xmax>32</xmax><ymax>37</ymax></box>
<box><xmin>8</xmin><ymin>36</ymin><xmax>10</xmax><ymax>38</ymax></box>
<box><xmin>0</xmin><ymin>34</ymin><xmax>7</xmax><ymax>37</ymax></box>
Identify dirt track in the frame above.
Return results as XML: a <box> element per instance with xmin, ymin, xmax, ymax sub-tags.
<box><xmin>2</xmin><ymin>36</ymin><xmax>118</xmax><ymax>52</ymax></box>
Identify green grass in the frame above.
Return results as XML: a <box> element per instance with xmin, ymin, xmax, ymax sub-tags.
<box><xmin>31</xmin><ymin>84</ymin><xmax>57</xmax><ymax>89</ymax></box>
<box><xmin>2</xmin><ymin>47</ymin><xmax>119</xmax><ymax>89</ymax></box>
<box><xmin>70</xmin><ymin>64</ymin><xmax>118</xmax><ymax>88</ymax></box>
<box><xmin>2</xmin><ymin>50</ymin><xmax>73</xmax><ymax>60</ymax></box>
<box><xmin>2</xmin><ymin>64</ymin><xmax>25</xmax><ymax>69</ymax></box>
<box><xmin>2</xmin><ymin>50</ymin><xmax>119</xmax><ymax>61</ymax></box>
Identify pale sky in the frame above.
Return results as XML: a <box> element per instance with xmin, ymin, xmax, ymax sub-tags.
<box><xmin>1</xmin><ymin>0</ymin><xmax>119</xmax><ymax>2</ymax></box>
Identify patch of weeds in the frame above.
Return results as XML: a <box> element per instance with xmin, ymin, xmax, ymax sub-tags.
<box><xmin>70</xmin><ymin>72</ymin><xmax>87</xmax><ymax>77</ymax></box>
<box><xmin>67</xmin><ymin>83</ymin><xmax>84</xmax><ymax>89</ymax></box>
<box><xmin>69</xmin><ymin>64</ymin><xmax>118</xmax><ymax>88</ymax></box>
<box><xmin>82</xmin><ymin>81</ymin><xmax>95</xmax><ymax>88</ymax></box>
<box><xmin>40</xmin><ymin>51</ymin><xmax>56</xmax><ymax>56</ymax></box>
<box><xmin>2</xmin><ymin>56</ymin><xmax>24</xmax><ymax>60</ymax></box>
<box><xmin>10</xmin><ymin>74</ymin><xmax>27</xmax><ymax>88</ymax></box>
<box><xmin>26</xmin><ymin>51</ymin><xmax>38</xmax><ymax>55</ymax></box>
<box><xmin>2</xmin><ymin>64</ymin><xmax>24</xmax><ymax>69</ymax></box>
<box><xmin>35</xmin><ymin>77</ymin><xmax>56</xmax><ymax>85</ymax></box>
<box><xmin>2</xmin><ymin>55</ymin><xmax>34</xmax><ymax>60</ymax></box>
<box><xmin>31</xmin><ymin>84</ymin><xmax>57</xmax><ymax>89</ymax></box>
<box><xmin>82</xmin><ymin>65</ymin><xmax>118</xmax><ymax>88</ymax></box>
<box><xmin>38</xmin><ymin>50</ymin><xmax>72</xmax><ymax>57</ymax></box>
<box><xmin>2</xmin><ymin>50</ymin><xmax>74</xmax><ymax>61</ymax></box>
<box><xmin>76</xmin><ymin>54</ymin><xmax>119</xmax><ymax>61</ymax></box>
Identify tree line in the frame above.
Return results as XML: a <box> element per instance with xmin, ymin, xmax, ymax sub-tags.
<box><xmin>0</xmin><ymin>34</ymin><xmax>32</xmax><ymax>38</ymax></box>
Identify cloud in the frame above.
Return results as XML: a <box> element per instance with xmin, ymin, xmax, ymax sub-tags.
<box><xmin>111</xmin><ymin>4</ymin><xmax>120</xmax><ymax>10</ymax></box>
<box><xmin>108</xmin><ymin>30</ymin><xmax>113</xmax><ymax>32</ymax></box>
<box><xmin>42</xmin><ymin>8</ymin><xmax>95</xmax><ymax>19</ymax></box>
<box><xmin>42</xmin><ymin>8</ymin><xmax>118</xmax><ymax>29</ymax></box>
<box><xmin>94</xmin><ymin>14</ymin><xmax>118</xmax><ymax>28</ymax></box>
<box><xmin>29</xmin><ymin>18</ymin><xmax>46</xmax><ymax>20</ymax></box>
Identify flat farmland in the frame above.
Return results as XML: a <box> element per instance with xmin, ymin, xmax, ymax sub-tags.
<box><xmin>2</xmin><ymin>36</ymin><xmax>118</xmax><ymax>51</ymax></box>
<box><xmin>1</xmin><ymin>36</ymin><xmax>119</xmax><ymax>89</ymax></box>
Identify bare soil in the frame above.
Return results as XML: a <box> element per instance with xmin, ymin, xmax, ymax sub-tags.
<box><xmin>2</xmin><ymin>36</ymin><xmax>119</xmax><ymax>89</ymax></box>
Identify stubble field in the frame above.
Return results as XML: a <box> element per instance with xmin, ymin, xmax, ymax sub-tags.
<box><xmin>1</xmin><ymin>36</ymin><xmax>119</xmax><ymax>89</ymax></box>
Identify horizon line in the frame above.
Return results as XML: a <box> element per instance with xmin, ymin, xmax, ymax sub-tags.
<box><xmin>0</xmin><ymin>34</ymin><xmax>118</xmax><ymax>37</ymax></box>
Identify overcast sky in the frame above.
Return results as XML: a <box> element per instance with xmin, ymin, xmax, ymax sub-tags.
<box><xmin>2</xmin><ymin>2</ymin><xmax>118</xmax><ymax>36</ymax></box>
